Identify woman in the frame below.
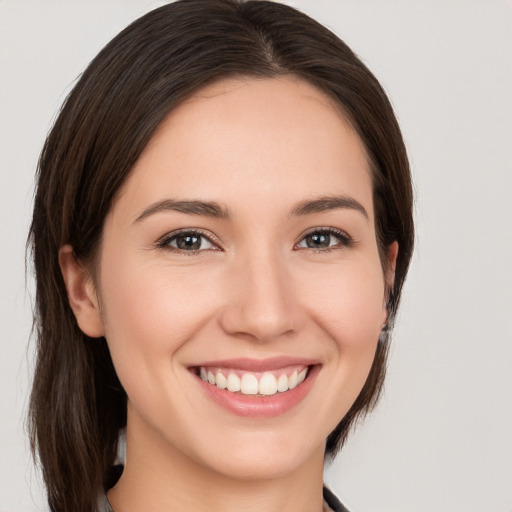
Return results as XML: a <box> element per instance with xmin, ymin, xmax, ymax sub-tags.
<box><xmin>28</xmin><ymin>0</ymin><xmax>414</xmax><ymax>511</ymax></box>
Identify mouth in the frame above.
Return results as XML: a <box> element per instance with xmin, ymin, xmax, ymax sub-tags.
<box><xmin>189</xmin><ymin>357</ymin><xmax>320</xmax><ymax>417</ymax></box>
<box><xmin>193</xmin><ymin>365</ymin><xmax>309</xmax><ymax>396</ymax></box>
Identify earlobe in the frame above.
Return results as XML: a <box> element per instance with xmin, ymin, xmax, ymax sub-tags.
<box><xmin>58</xmin><ymin>244</ymin><xmax>105</xmax><ymax>338</ymax></box>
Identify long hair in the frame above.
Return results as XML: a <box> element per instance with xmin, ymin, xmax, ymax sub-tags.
<box><xmin>28</xmin><ymin>1</ymin><xmax>414</xmax><ymax>510</ymax></box>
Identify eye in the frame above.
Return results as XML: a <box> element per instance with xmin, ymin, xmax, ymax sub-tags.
<box><xmin>157</xmin><ymin>230</ymin><xmax>218</xmax><ymax>253</ymax></box>
<box><xmin>295</xmin><ymin>228</ymin><xmax>352</xmax><ymax>251</ymax></box>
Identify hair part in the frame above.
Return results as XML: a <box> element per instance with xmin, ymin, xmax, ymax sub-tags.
<box><xmin>28</xmin><ymin>1</ymin><xmax>413</xmax><ymax>510</ymax></box>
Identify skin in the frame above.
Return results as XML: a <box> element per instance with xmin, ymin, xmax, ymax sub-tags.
<box><xmin>60</xmin><ymin>76</ymin><xmax>397</xmax><ymax>512</ymax></box>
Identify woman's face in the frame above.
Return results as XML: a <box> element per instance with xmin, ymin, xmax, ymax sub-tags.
<box><xmin>88</xmin><ymin>77</ymin><xmax>395</xmax><ymax>480</ymax></box>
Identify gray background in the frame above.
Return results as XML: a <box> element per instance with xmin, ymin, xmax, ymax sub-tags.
<box><xmin>1</xmin><ymin>1</ymin><xmax>511</xmax><ymax>510</ymax></box>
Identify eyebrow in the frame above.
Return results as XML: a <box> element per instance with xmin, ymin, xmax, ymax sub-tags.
<box><xmin>134</xmin><ymin>194</ymin><xmax>368</xmax><ymax>224</ymax></box>
<box><xmin>134</xmin><ymin>199</ymin><xmax>230</xmax><ymax>223</ymax></box>
<box><xmin>290</xmin><ymin>195</ymin><xmax>369</xmax><ymax>220</ymax></box>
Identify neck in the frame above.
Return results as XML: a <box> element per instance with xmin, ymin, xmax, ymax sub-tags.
<box><xmin>108</xmin><ymin>409</ymin><xmax>326</xmax><ymax>512</ymax></box>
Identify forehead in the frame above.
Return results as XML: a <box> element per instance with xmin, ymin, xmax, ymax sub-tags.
<box><xmin>114</xmin><ymin>76</ymin><xmax>374</xmax><ymax>222</ymax></box>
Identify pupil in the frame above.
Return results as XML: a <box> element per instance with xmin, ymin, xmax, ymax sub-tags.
<box><xmin>307</xmin><ymin>233</ymin><xmax>330</xmax><ymax>248</ymax></box>
<box><xmin>177</xmin><ymin>235</ymin><xmax>201</xmax><ymax>250</ymax></box>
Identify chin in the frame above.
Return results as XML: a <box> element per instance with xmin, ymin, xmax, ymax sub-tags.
<box><xmin>191</xmin><ymin>430</ymin><xmax>325</xmax><ymax>481</ymax></box>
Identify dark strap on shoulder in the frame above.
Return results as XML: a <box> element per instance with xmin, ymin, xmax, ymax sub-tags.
<box><xmin>323</xmin><ymin>486</ymin><xmax>350</xmax><ymax>512</ymax></box>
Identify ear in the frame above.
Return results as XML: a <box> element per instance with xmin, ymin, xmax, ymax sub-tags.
<box><xmin>59</xmin><ymin>244</ymin><xmax>105</xmax><ymax>338</ymax></box>
<box><xmin>382</xmin><ymin>241</ymin><xmax>399</xmax><ymax>325</ymax></box>
<box><xmin>385</xmin><ymin>241</ymin><xmax>399</xmax><ymax>292</ymax></box>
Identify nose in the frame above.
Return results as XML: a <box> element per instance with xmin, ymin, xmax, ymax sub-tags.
<box><xmin>218</xmin><ymin>248</ymin><xmax>299</xmax><ymax>343</ymax></box>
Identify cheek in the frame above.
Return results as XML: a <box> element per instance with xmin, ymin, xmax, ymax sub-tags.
<box><xmin>97</xmin><ymin>261</ymin><xmax>228</xmax><ymax>442</ymax></box>
<box><xmin>299</xmin><ymin>259</ymin><xmax>386</xmax><ymax>350</ymax></box>
<box><xmin>289</xmin><ymin>257</ymin><xmax>387</xmax><ymax>434</ymax></box>
<box><xmin>97</xmin><ymin>253</ymin><xmax>222</xmax><ymax>383</ymax></box>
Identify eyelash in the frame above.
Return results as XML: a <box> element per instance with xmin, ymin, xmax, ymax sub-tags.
<box><xmin>294</xmin><ymin>227</ymin><xmax>354</xmax><ymax>253</ymax></box>
<box><xmin>156</xmin><ymin>229</ymin><xmax>220</xmax><ymax>254</ymax></box>
<box><xmin>156</xmin><ymin>227</ymin><xmax>353</xmax><ymax>254</ymax></box>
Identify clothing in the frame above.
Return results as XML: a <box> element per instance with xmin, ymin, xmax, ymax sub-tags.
<box><xmin>323</xmin><ymin>485</ymin><xmax>350</xmax><ymax>512</ymax></box>
<box><xmin>98</xmin><ymin>482</ymin><xmax>349</xmax><ymax>512</ymax></box>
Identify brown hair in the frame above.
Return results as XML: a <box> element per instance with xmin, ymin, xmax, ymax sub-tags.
<box><xmin>28</xmin><ymin>0</ymin><xmax>414</xmax><ymax>510</ymax></box>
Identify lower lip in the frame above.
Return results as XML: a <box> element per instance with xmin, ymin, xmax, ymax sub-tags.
<box><xmin>194</xmin><ymin>365</ymin><xmax>320</xmax><ymax>418</ymax></box>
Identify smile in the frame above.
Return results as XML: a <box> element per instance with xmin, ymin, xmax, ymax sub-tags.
<box><xmin>198</xmin><ymin>365</ymin><xmax>309</xmax><ymax>395</ymax></box>
<box><xmin>191</xmin><ymin>358</ymin><xmax>319</xmax><ymax>418</ymax></box>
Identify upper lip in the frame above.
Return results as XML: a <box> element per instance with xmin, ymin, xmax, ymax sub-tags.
<box><xmin>190</xmin><ymin>356</ymin><xmax>320</xmax><ymax>372</ymax></box>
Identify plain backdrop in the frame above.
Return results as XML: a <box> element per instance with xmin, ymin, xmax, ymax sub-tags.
<box><xmin>1</xmin><ymin>1</ymin><xmax>511</xmax><ymax>511</ymax></box>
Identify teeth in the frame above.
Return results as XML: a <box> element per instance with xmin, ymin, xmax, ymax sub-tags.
<box><xmin>227</xmin><ymin>373</ymin><xmax>241</xmax><ymax>392</ymax></box>
<box><xmin>258</xmin><ymin>373</ymin><xmax>277</xmax><ymax>395</ymax></box>
<box><xmin>215</xmin><ymin>371</ymin><xmax>227</xmax><ymax>389</ymax></box>
<box><xmin>240</xmin><ymin>374</ymin><xmax>259</xmax><ymax>395</ymax></box>
<box><xmin>288</xmin><ymin>370</ymin><xmax>298</xmax><ymax>390</ymax></box>
<box><xmin>277</xmin><ymin>374</ymin><xmax>288</xmax><ymax>392</ymax></box>
<box><xmin>198</xmin><ymin>366</ymin><xmax>309</xmax><ymax>395</ymax></box>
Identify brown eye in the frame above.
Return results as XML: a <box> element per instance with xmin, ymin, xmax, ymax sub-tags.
<box><xmin>296</xmin><ymin>229</ymin><xmax>351</xmax><ymax>250</ymax></box>
<box><xmin>304</xmin><ymin>233</ymin><xmax>331</xmax><ymax>249</ymax></box>
<box><xmin>160</xmin><ymin>231</ymin><xmax>216</xmax><ymax>252</ymax></box>
<box><xmin>176</xmin><ymin>234</ymin><xmax>202</xmax><ymax>250</ymax></box>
